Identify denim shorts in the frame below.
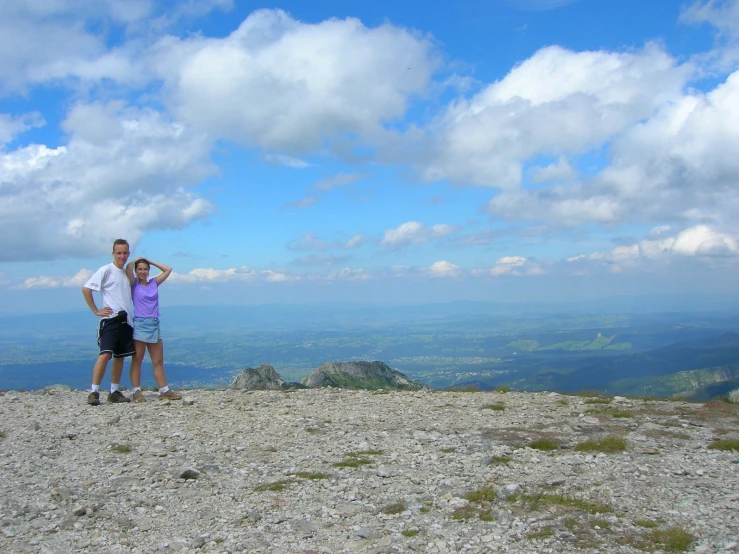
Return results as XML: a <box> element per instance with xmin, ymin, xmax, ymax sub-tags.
<box><xmin>133</xmin><ymin>317</ymin><xmax>161</xmax><ymax>344</ymax></box>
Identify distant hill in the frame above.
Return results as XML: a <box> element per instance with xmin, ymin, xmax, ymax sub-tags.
<box><xmin>302</xmin><ymin>361</ymin><xmax>425</xmax><ymax>390</ymax></box>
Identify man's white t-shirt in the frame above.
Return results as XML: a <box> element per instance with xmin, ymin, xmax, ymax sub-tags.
<box><xmin>83</xmin><ymin>263</ymin><xmax>134</xmax><ymax>326</ymax></box>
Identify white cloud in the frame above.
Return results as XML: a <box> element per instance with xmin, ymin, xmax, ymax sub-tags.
<box><xmin>324</xmin><ymin>268</ymin><xmax>370</xmax><ymax>281</ymax></box>
<box><xmin>169</xmin><ymin>267</ymin><xmax>257</xmax><ymax>284</ymax></box>
<box><xmin>428</xmin><ymin>260</ymin><xmax>460</xmax><ymax>278</ymax></box>
<box><xmin>288</xmin><ymin>232</ymin><xmax>329</xmax><ymax>252</ymax></box>
<box><xmin>680</xmin><ymin>0</ymin><xmax>739</xmax><ymax>39</ymax></box>
<box><xmin>566</xmin><ymin>225</ymin><xmax>739</xmax><ymax>269</ymax></box>
<box><xmin>345</xmin><ymin>233</ymin><xmax>371</xmax><ymax>249</ymax></box>
<box><xmin>152</xmin><ymin>9</ymin><xmax>437</xmax><ymax>152</ymax></box>
<box><xmin>20</xmin><ymin>268</ymin><xmax>92</xmax><ymax>289</ymax></box>
<box><xmin>380</xmin><ymin>221</ymin><xmax>459</xmax><ymax>248</ymax></box>
<box><xmin>0</xmin><ymin>103</ymin><xmax>215</xmax><ymax>261</ymax></box>
<box><xmin>262</xmin><ymin>154</ymin><xmax>312</xmax><ymax>168</ymax></box>
<box><xmin>0</xmin><ymin>112</ymin><xmax>44</xmax><ymax>146</ymax></box>
<box><xmin>285</xmin><ymin>196</ymin><xmax>320</xmax><ymax>209</ymax></box>
<box><xmin>473</xmin><ymin>256</ymin><xmax>545</xmax><ymax>277</ymax></box>
<box><xmin>529</xmin><ymin>157</ymin><xmax>577</xmax><ymax>183</ymax></box>
<box><xmin>314</xmin><ymin>172</ymin><xmax>366</xmax><ymax>191</ymax></box>
<box><xmin>421</xmin><ymin>44</ymin><xmax>691</xmax><ymax>187</ymax></box>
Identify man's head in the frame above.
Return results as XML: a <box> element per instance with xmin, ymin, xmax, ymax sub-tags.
<box><xmin>112</xmin><ymin>239</ymin><xmax>130</xmax><ymax>269</ymax></box>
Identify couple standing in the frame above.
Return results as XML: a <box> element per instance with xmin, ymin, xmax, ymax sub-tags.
<box><xmin>81</xmin><ymin>238</ymin><xmax>181</xmax><ymax>405</ymax></box>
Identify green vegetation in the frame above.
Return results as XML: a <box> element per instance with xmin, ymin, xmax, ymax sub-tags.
<box><xmin>441</xmin><ymin>447</ymin><xmax>456</xmax><ymax>453</ymax></box>
<box><xmin>649</xmin><ymin>527</ymin><xmax>693</xmax><ymax>552</ymax></box>
<box><xmin>401</xmin><ymin>529</ymin><xmax>419</xmax><ymax>537</ymax></box>
<box><xmin>506</xmin><ymin>339</ymin><xmax>539</xmax><ymax>351</ymax></box>
<box><xmin>494</xmin><ymin>385</ymin><xmax>510</xmax><ymax>393</ymax></box>
<box><xmin>508</xmin><ymin>493</ymin><xmax>612</xmax><ymax>514</ymax></box>
<box><xmin>584</xmin><ymin>398</ymin><xmax>612</xmax><ymax>404</ymax></box>
<box><xmin>110</xmin><ymin>444</ymin><xmax>131</xmax><ymax>453</ymax></box>
<box><xmin>333</xmin><ymin>449</ymin><xmax>383</xmax><ymax>468</ymax></box>
<box><xmin>708</xmin><ymin>439</ymin><xmax>739</xmax><ymax>451</ymax></box>
<box><xmin>576</xmin><ymin>436</ymin><xmax>627</xmax><ymax>453</ymax></box>
<box><xmin>254</xmin><ymin>479</ymin><xmax>294</xmax><ymax>492</ymax></box>
<box><xmin>0</xmin><ymin>430</ymin><xmax>5</xmax><ymax>439</ymax></box>
<box><xmin>488</xmin><ymin>455</ymin><xmax>512</xmax><ymax>465</ymax></box>
<box><xmin>611</xmin><ymin>410</ymin><xmax>633</xmax><ymax>418</ymax></box>
<box><xmin>634</xmin><ymin>519</ymin><xmax>660</xmax><ymax>528</ymax></box>
<box><xmin>465</xmin><ymin>487</ymin><xmax>496</xmax><ymax>503</ymax></box>
<box><xmin>380</xmin><ymin>501</ymin><xmax>407</xmax><ymax>515</ymax></box>
<box><xmin>528</xmin><ymin>438</ymin><xmax>559</xmax><ymax>451</ymax></box>
<box><xmin>481</xmin><ymin>403</ymin><xmax>505</xmax><ymax>411</ymax></box>
<box><xmin>293</xmin><ymin>472</ymin><xmax>329</xmax><ymax>480</ymax></box>
<box><xmin>526</xmin><ymin>528</ymin><xmax>554</xmax><ymax>539</ymax></box>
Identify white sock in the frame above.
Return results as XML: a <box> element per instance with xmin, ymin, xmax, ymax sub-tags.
<box><xmin>91</xmin><ymin>384</ymin><xmax>100</xmax><ymax>393</ymax></box>
<box><xmin>111</xmin><ymin>383</ymin><xmax>120</xmax><ymax>393</ymax></box>
<box><xmin>132</xmin><ymin>387</ymin><xmax>141</xmax><ymax>393</ymax></box>
<box><xmin>159</xmin><ymin>386</ymin><xmax>169</xmax><ymax>393</ymax></box>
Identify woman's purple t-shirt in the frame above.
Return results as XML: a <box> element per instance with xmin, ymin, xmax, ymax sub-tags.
<box><xmin>132</xmin><ymin>279</ymin><xmax>159</xmax><ymax>318</ymax></box>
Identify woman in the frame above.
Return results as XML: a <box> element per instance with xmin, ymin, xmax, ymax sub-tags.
<box><xmin>125</xmin><ymin>258</ymin><xmax>181</xmax><ymax>402</ymax></box>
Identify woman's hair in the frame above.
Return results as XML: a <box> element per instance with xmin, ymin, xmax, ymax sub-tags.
<box><xmin>134</xmin><ymin>258</ymin><xmax>150</xmax><ymax>270</ymax></box>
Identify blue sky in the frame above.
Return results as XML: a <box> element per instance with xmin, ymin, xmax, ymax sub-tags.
<box><xmin>2</xmin><ymin>0</ymin><xmax>739</xmax><ymax>314</ymax></box>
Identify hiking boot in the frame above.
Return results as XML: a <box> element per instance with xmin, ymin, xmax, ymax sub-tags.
<box><xmin>159</xmin><ymin>389</ymin><xmax>182</xmax><ymax>401</ymax></box>
<box><xmin>107</xmin><ymin>390</ymin><xmax>131</xmax><ymax>403</ymax></box>
<box><xmin>132</xmin><ymin>390</ymin><xmax>146</xmax><ymax>403</ymax></box>
<box><xmin>87</xmin><ymin>391</ymin><xmax>100</xmax><ymax>406</ymax></box>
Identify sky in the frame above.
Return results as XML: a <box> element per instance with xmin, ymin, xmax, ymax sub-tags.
<box><xmin>2</xmin><ymin>0</ymin><xmax>739</xmax><ymax>314</ymax></box>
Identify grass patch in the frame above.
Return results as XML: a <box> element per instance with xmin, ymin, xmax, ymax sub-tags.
<box><xmin>527</xmin><ymin>528</ymin><xmax>555</xmax><ymax>539</ymax></box>
<box><xmin>0</xmin><ymin>430</ymin><xmax>5</xmax><ymax>439</ymax></box>
<box><xmin>611</xmin><ymin>410</ymin><xmax>633</xmax><ymax>418</ymax></box>
<box><xmin>555</xmin><ymin>399</ymin><xmax>569</xmax><ymax>405</ymax></box>
<box><xmin>453</xmin><ymin>385</ymin><xmax>481</xmax><ymax>392</ymax></box>
<box><xmin>584</xmin><ymin>398</ymin><xmax>612</xmax><ymax>405</ymax></box>
<box><xmin>481</xmin><ymin>403</ymin><xmax>505</xmax><ymax>411</ymax></box>
<box><xmin>465</xmin><ymin>487</ymin><xmax>496</xmax><ymax>504</ymax></box>
<box><xmin>352</xmin><ymin>449</ymin><xmax>383</xmax><ymax>456</ymax></box>
<box><xmin>332</xmin><ymin>457</ymin><xmax>373</xmax><ymax>468</ymax></box>
<box><xmin>110</xmin><ymin>444</ymin><xmax>131</xmax><ymax>453</ymax></box>
<box><xmin>332</xmin><ymin>449</ymin><xmax>383</xmax><ymax>468</ymax></box>
<box><xmin>441</xmin><ymin>447</ymin><xmax>456</xmax><ymax>453</ymax></box>
<box><xmin>634</xmin><ymin>519</ymin><xmax>659</xmax><ymax>528</ymax></box>
<box><xmin>380</xmin><ymin>501</ymin><xmax>407</xmax><ymax>515</ymax></box>
<box><xmin>528</xmin><ymin>438</ymin><xmax>559</xmax><ymax>451</ymax></box>
<box><xmin>401</xmin><ymin>529</ymin><xmax>419</xmax><ymax>537</ymax></box>
<box><xmin>708</xmin><ymin>439</ymin><xmax>739</xmax><ymax>451</ymax></box>
<box><xmin>293</xmin><ymin>472</ymin><xmax>329</xmax><ymax>480</ymax></box>
<box><xmin>488</xmin><ymin>455</ymin><xmax>512</xmax><ymax>465</ymax></box>
<box><xmin>451</xmin><ymin>506</ymin><xmax>479</xmax><ymax>520</ymax></box>
<box><xmin>649</xmin><ymin>527</ymin><xmax>693</xmax><ymax>552</ymax></box>
<box><xmin>591</xmin><ymin>519</ymin><xmax>611</xmax><ymax>529</ymax></box>
<box><xmin>254</xmin><ymin>479</ymin><xmax>295</xmax><ymax>492</ymax></box>
<box><xmin>576</xmin><ymin>436</ymin><xmax>627</xmax><ymax>453</ymax></box>
<box><xmin>494</xmin><ymin>385</ymin><xmax>510</xmax><ymax>393</ymax></box>
<box><xmin>509</xmin><ymin>493</ymin><xmax>612</xmax><ymax>514</ymax></box>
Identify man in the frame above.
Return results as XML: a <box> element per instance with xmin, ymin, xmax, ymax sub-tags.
<box><xmin>82</xmin><ymin>238</ymin><xmax>135</xmax><ymax>405</ymax></box>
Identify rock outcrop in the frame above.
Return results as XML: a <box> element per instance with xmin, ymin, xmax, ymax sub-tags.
<box><xmin>302</xmin><ymin>360</ymin><xmax>424</xmax><ymax>390</ymax></box>
<box><xmin>229</xmin><ymin>364</ymin><xmax>284</xmax><ymax>390</ymax></box>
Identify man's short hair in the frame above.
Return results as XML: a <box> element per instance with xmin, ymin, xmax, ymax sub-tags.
<box><xmin>112</xmin><ymin>238</ymin><xmax>129</xmax><ymax>249</ymax></box>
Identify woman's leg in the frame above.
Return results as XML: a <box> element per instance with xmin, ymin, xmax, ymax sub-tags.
<box><xmin>147</xmin><ymin>340</ymin><xmax>167</xmax><ymax>389</ymax></box>
<box><xmin>130</xmin><ymin>340</ymin><xmax>147</xmax><ymax>389</ymax></box>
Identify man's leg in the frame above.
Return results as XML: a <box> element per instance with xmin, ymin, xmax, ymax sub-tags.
<box><xmin>91</xmin><ymin>352</ymin><xmax>112</xmax><ymax>386</ymax></box>
<box><xmin>111</xmin><ymin>356</ymin><xmax>124</xmax><ymax>385</ymax></box>
<box><xmin>88</xmin><ymin>352</ymin><xmax>111</xmax><ymax>405</ymax></box>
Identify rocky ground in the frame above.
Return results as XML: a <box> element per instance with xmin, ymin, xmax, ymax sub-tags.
<box><xmin>1</xmin><ymin>387</ymin><xmax>738</xmax><ymax>554</ymax></box>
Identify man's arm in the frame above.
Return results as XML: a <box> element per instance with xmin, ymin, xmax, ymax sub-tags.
<box><xmin>82</xmin><ymin>287</ymin><xmax>113</xmax><ymax>317</ymax></box>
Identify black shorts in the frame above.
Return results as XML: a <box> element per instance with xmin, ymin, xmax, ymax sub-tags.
<box><xmin>97</xmin><ymin>318</ymin><xmax>135</xmax><ymax>358</ymax></box>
